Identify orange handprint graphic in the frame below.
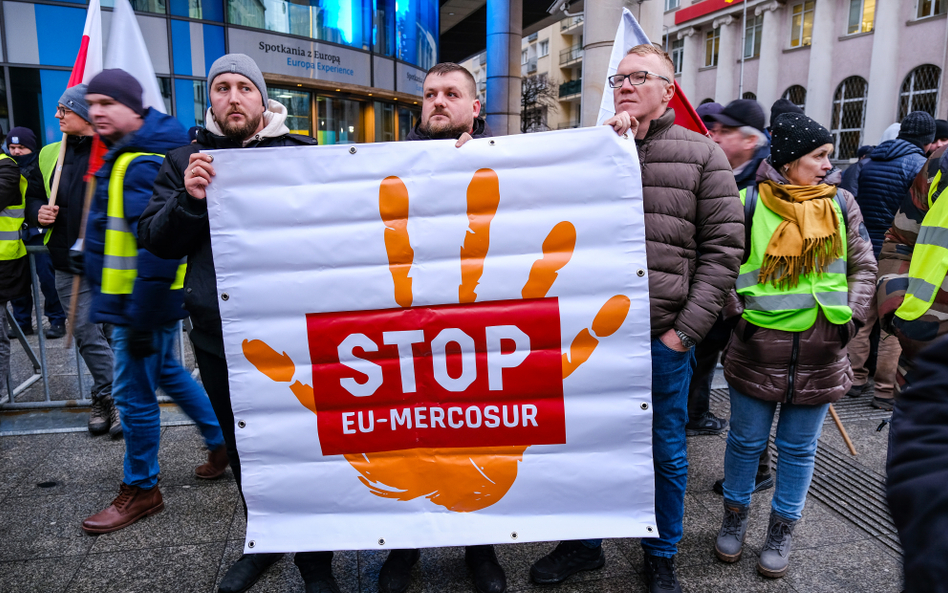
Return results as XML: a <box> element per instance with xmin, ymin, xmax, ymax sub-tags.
<box><xmin>243</xmin><ymin>168</ymin><xmax>630</xmax><ymax>513</ymax></box>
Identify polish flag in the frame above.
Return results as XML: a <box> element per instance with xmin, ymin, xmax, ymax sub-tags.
<box><xmin>68</xmin><ymin>0</ymin><xmax>103</xmax><ymax>86</ymax></box>
<box><xmin>104</xmin><ymin>0</ymin><xmax>166</xmax><ymax>113</ymax></box>
<box><xmin>596</xmin><ymin>8</ymin><xmax>708</xmax><ymax>136</ymax></box>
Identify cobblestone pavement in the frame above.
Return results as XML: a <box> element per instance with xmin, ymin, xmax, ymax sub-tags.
<box><xmin>1</xmin><ymin>326</ymin><xmax>902</xmax><ymax>592</ymax></box>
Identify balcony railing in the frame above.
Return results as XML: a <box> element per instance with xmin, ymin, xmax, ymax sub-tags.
<box><xmin>559</xmin><ymin>44</ymin><xmax>583</xmax><ymax>65</ymax></box>
<box><xmin>522</xmin><ymin>57</ymin><xmax>538</xmax><ymax>75</ymax></box>
<box><xmin>527</xmin><ymin>32</ymin><xmax>538</xmax><ymax>42</ymax></box>
<box><xmin>558</xmin><ymin>79</ymin><xmax>582</xmax><ymax>98</ymax></box>
<box><xmin>478</xmin><ymin>52</ymin><xmax>486</xmax><ymax>66</ymax></box>
<box><xmin>560</xmin><ymin>15</ymin><xmax>584</xmax><ymax>31</ymax></box>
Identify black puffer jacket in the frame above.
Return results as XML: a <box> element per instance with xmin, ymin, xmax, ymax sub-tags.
<box><xmin>25</xmin><ymin>135</ymin><xmax>92</xmax><ymax>271</ymax></box>
<box><xmin>0</xmin><ymin>155</ymin><xmax>29</xmax><ymax>302</ymax></box>
<box><xmin>887</xmin><ymin>335</ymin><xmax>948</xmax><ymax>592</ymax></box>
<box><xmin>856</xmin><ymin>139</ymin><xmax>927</xmax><ymax>257</ymax></box>
<box><xmin>138</xmin><ymin>127</ymin><xmax>315</xmax><ymax>355</ymax></box>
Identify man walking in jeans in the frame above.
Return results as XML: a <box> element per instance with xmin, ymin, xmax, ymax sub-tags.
<box><xmin>528</xmin><ymin>44</ymin><xmax>742</xmax><ymax>593</ymax></box>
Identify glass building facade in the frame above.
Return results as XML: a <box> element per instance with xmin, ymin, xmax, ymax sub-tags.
<box><xmin>0</xmin><ymin>0</ymin><xmax>431</xmax><ymax>147</ymax></box>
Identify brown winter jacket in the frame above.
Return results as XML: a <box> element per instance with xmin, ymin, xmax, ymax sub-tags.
<box><xmin>722</xmin><ymin>160</ymin><xmax>877</xmax><ymax>405</ymax></box>
<box><xmin>638</xmin><ymin>108</ymin><xmax>744</xmax><ymax>342</ymax></box>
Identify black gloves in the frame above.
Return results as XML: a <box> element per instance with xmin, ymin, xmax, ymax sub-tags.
<box><xmin>67</xmin><ymin>248</ymin><xmax>84</xmax><ymax>276</ymax></box>
<box><xmin>127</xmin><ymin>328</ymin><xmax>157</xmax><ymax>359</ymax></box>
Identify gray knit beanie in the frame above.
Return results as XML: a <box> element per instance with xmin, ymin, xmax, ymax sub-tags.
<box><xmin>897</xmin><ymin>111</ymin><xmax>936</xmax><ymax>149</ymax></box>
<box><xmin>207</xmin><ymin>54</ymin><xmax>268</xmax><ymax>107</ymax></box>
<box><xmin>59</xmin><ymin>84</ymin><xmax>91</xmax><ymax>123</ymax></box>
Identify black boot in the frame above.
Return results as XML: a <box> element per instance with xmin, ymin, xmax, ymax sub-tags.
<box><xmin>378</xmin><ymin>549</ymin><xmax>420</xmax><ymax>593</ymax></box>
<box><xmin>529</xmin><ymin>540</ymin><xmax>604</xmax><ymax>584</ymax></box>
<box><xmin>218</xmin><ymin>553</ymin><xmax>283</xmax><ymax>593</ymax></box>
<box><xmin>296</xmin><ymin>551</ymin><xmax>340</xmax><ymax>593</ymax></box>
<box><xmin>465</xmin><ymin>545</ymin><xmax>506</xmax><ymax>593</ymax></box>
<box><xmin>643</xmin><ymin>554</ymin><xmax>682</xmax><ymax>593</ymax></box>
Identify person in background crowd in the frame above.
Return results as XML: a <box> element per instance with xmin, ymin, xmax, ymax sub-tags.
<box><xmin>880</xmin><ymin>123</ymin><xmax>901</xmax><ymax>143</ymax></box>
<box><xmin>767</xmin><ymin>99</ymin><xmax>803</xmax><ymax>132</ymax></box>
<box><xmin>6</xmin><ymin>126</ymin><xmax>66</xmax><ymax>340</ymax></box>
<box><xmin>696</xmin><ymin>101</ymin><xmax>723</xmax><ymax>130</ymax></box>
<box><xmin>530</xmin><ymin>44</ymin><xmax>743</xmax><ymax>593</ymax></box>
<box><xmin>713</xmin><ymin>113</ymin><xmax>875</xmax><ymax>579</ymax></box>
<box><xmin>137</xmin><ymin>55</ymin><xmax>338</xmax><ymax>593</ymax></box>
<box><xmin>885</xmin><ymin>334</ymin><xmax>948</xmax><ymax>593</ymax></box>
<box><xmin>839</xmin><ymin>144</ymin><xmax>874</xmax><ymax>197</ymax></box>
<box><xmin>877</xmin><ymin>146</ymin><xmax>948</xmax><ymax>392</ymax></box>
<box><xmin>0</xmin><ymin>140</ymin><xmax>30</xmax><ymax>401</ymax></box>
<box><xmin>377</xmin><ymin>62</ymin><xmax>504</xmax><ymax>593</ymax></box>
<box><xmin>850</xmin><ymin>111</ymin><xmax>935</xmax><ymax>410</ymax></box>
<box><xmin>931</xmin><ymin>119</ymin><xmax>948</xmax><ymax>154</ymax></box>
<box><xmin>28</xmin><ymin>86</ymin><xmax>121</xmax><ymax>436</ymax></box>
<box><xmin>78</xmin><ymin>69</ymin><xmax>226</xmax><ymax>535</ymax></box>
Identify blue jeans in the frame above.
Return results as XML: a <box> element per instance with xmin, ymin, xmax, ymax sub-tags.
<box><xmin>113</xmin><ymin>323</ymin><xmax>224</xmax><ymax>489</ymax></box>
<box><xmin>723</xmin><ymin>387</ymin><xmax>829</xmax><ymax>520</ymax></box>
<box><xmin>584</xmin><ymin>338</ymin><xmax>694</xmax><ymax>557</ymax></box>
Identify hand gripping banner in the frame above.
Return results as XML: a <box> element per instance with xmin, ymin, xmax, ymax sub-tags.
<box><xmin>205</xmin><ymin>126</ymin><xmax>655</xmax><ymax>553</ymax></box>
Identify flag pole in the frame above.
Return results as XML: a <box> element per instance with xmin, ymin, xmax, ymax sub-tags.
<box><xmin>46</xmin><ymin>134</ymin><xmax>70</xmax><ymax>207</ymax></box>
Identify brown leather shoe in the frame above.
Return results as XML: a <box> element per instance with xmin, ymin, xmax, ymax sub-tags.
<box><xmin>195</xmin><ymin>445</ymin><xmax>229</xmax><ymax>480</ymax></box>
<box><xmin>82</xmin><ymin>483</ymin><xmax>164</xmax><ymax>534</ymax></box>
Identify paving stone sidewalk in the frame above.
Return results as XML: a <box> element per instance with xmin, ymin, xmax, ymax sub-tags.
<box><xmin>1</xmin><ymin>328</ymin><xmax>903</xmax><ymax>592</ymax></box>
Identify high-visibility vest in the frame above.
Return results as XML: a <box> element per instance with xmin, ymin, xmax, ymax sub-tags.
<box><xmin>37</xmin><ymin>142</ymin><xmax>61</xmax><ymax>246</ymax></box>
<box><xmin>101</xmin><ymin>152</ymin><xmax>186</xmax><ymax>295</ymax></box>
<box><xmin>0</xmin><ymin>153</ymin><xmax>28</xmax><ymax>261</ymax></box>
<box><xmin>895</xmin><ymin>169</ymin><xmax>948</xmax><ymax>321</ymax></box>
<box><xmin>736</xmin><ymin>186</ymin><xmax>852</xmax><ymax>331</ymax></box>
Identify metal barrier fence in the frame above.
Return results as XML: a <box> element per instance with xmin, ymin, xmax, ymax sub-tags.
<box><xmin>1</xmin><ymin>245</ymin><xmax>189</xmax><ymax>410</ymax></box>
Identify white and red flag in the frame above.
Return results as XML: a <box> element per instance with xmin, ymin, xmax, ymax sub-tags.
<box><xmin>68</xmin><ymin>0</ymin><xmax>103</xmax><ymax>86</ymax></box>
<box><xmin>596</xmin><ymin>8</ymin><xmax>707</xmax><ymax>135</ymax></box>
<box><xmin>104</xmin><ymin>0</ymin><xmax>166</xmax><ymax>113</ymax></box>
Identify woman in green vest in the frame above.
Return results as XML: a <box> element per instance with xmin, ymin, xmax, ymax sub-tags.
<box><xmin>712</xmin><ymin>113</ymin><xmax>877</xmax><ymax>578</ymax></box>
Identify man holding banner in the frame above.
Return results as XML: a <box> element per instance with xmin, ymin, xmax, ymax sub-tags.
<box><xmin>137</xmin><ymin>55</ymin><xmax>332</xmax><ymax>593</ymax></box>
<box><xmin>529</xmin><ymin>44</ymin><xmax>742</xmax><ymax>593</ymax></box>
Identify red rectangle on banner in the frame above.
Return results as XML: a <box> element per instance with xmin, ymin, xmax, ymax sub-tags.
<box><xmin>674</xmin><ymin>0</ymin><xmax>743</xmax><ymax>25</ymax></box>
<box><xmin>306</xmin><ymin>298</ymin><xmax>566</xmax><ymax>456</ymax></box>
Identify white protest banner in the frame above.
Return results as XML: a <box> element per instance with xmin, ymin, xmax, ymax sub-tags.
<box><xmin>205</xmin><ymin>126</ymin><xmax>655</xmax><ymax>553</ymax></box>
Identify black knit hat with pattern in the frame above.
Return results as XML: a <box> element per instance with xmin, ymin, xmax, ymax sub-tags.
<box><xmin>769</xmin><ymin>112</ymin><xmax>834</xmax><ymax>170</ymax></box>
<box><xmin>897</xmin><ymin>111</ymin><xmax>935</xmax><ymax>149</ymax></box>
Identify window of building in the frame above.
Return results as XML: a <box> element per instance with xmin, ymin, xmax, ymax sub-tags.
<box><xmin>744</xmin><ymin>13</ymin><xmax>763</xmax><ymax>58</ymax></box>
<box><xmin>671</xmin><ymin>38</ymin><xmax>684</xmax><ymax>74</ymax></box>
<box><xmin>831</xmin><ymin>76</ymin><xmax>868</xmax><ymax>161</ymax></box>
<box><xmin>226</xmin><ymin>0</ymin><xmax>373</xmax><ymax>54</ymax></box>
<box><xmin>522</xmin><ymin>50</ymin><xmax>529</xmax><ymax>65</ymax></box>
<box><xmin>272</xmin><ymin>87</ymin><xmax>312</xmax><ymax>135</ymax></box>
<box><xmin>917</xmin><ymin>0</ymin><xmax>947</xmax><ymax>19</ymax></box>
<box><xmin>317</xmin><ymin>96</ymin><xmax>364</xmax><ymax>145</ymax></box>
<box><xmin>101</xmin><ymin>0</ymin><xmax>166</xmax><ymax>14</ymax></box>
<box><xmin>847</xmin><ymin>0</ymin><xmax>875</xmax><ymax>34</ymax></box>
<box><xmin>899</xmin><ymin>65</ymin><xmax>942</xmax><ymax>120</ymax></box>
<box><xmin>705</xmin><ymin>27</ymin><xmax>720</xmax><ymax>67</ymax></box>
<box><xmin>373</xmin><ymin>101</ymin><xmax>396</xmax><ymax>142</ymax></box>
<box><xmin>169</xmin><ymin>0</ymin><xmax>223</xmax><ymax>20</ymax></box>
<box><xmin>173</xmin><ymin>79</ymin><xmax>207</xmax><ymax>128</ymax></box>
<box><xmin>539</xmin><ymin>40</ymin><xmax>549</xmax><ymax>58</ymax></box>
<box><xmin>743</xmin><ymin>92</ymin><xmax>757</xmax><ymax>100</ymax></box>
<box><xmin>397</xmin><ymin>106</ymin><xmax>419</xmax><ymax>141</ymax></box>
<box><xmin>782</xmin><ymin>85</ymin><xmax>807</xmax><ymax>111</ymax></box>
<box><xmin>790</xmin><ymin>0</ymin><xmax>815</xmax><ymax>48</ymax></box>
<box><xmin>665</xmin><ymin>0</ymin><xmax>679</xmax><ymax>11</ymax></box>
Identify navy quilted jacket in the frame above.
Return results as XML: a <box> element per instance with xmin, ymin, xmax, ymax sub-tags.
<box><xmin>855</xmin><ymin>139</ymin><xmax>927</xmax><ymax>257</ymax></box>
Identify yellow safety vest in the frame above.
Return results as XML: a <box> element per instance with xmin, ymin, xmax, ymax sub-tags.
<box><xmin>895</xmin><ymin>169</ymin><xmax>948</xmax><ymax>321</ymax></box>
<box><xmin>0</xmin><ymin>153</ymin><xmax>28</xmax><ymax>261</ymax></box>
<box><xmin>737</xmin><ymin>187</ymin><xmax>852</xmax><ymax>331</ymax></box>
<box><xmin>37</xmin><ymin>142</ymin><xmax>62</xmax><ymax>246</ymax></box>
<box><xmin>101</xmin><ymin>152</ymin><xmax>186</xmax><ymax>295</ymax></box>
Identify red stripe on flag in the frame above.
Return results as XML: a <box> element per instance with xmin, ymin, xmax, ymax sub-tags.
<box><xmin>85</xmin><ymin>135</ymin><xmax>107</xmax><ymax>182</ymax></box>
<box><xmin>671</xmin><ymin>81</ymin><xmax>709</xmax><ymax>137</ymax></box>
<box><xmin>68</xmin><ymin>36</ymin><xmax>91</xmax><ymax>88</ymax></box>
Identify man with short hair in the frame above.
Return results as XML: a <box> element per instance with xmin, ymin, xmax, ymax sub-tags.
<box><xmin>529</xmin><ymin>45</ymin><xmax>743</xmax><ymax>593</ymax></box>
<box><xmin>931</xmin><ymin>119</ymin><xmax>948</xmax><ymax>154</ymax></box>
<box><xmin>78</xmin><ymin>69</ymin><xmax>226</xmax><ymax>535</ymax></box>
<box><xmin>377</xmin><ymin>61</ymin><xmax>505</xmax><ymax>593</ymax></box>
<box><xmin>27</xmin><ymin>86</ymin><xmax>121</xmax><ymax>435</ymax></box>
<box><xmin>138</xmin><ymin>55</ymin><xmax>340</xmax><ymax>593</ymax></box>
<box><xmin>6</xmin><ymin>126</ymin><xmax>67</xmax><ymax>340</ymax></box>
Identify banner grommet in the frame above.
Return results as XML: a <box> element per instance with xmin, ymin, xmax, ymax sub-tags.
<box><xmin>510</xmin><ymin>532</ymin><xmax>518</xmax><ymax>540</ymax></box>
<box><xmin>640</xmin><ymin>403</ymin><xmax>649</xmax><ymax>411</ymax></box>
<box><xmin>378</xmin><ymin>538</ymin><xmax>386</xmax><ymax>546</ymax></box>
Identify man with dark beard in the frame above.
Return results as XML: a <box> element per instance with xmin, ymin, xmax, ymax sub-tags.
<box><xmin>137</xmin><ymin>55</ymin><xmax>338</xmax><ymax>593</ymax></box>
<box><xmin>378</xmin><ymin>62</ymin><xmax>504</xmax><ymax>593</ymax></box>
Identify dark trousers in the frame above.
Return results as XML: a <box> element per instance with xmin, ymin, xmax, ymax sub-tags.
<box><xmin>191</xmin><ymin>341</ymin><xmax>331</xmax><ymax>571</ymax></box>
<box><xmin>687</xmin><ymin>316</ymin><xmax>772</xmax><ymax>476</ymax></box>
<box><xmin>11</xmin><ymin>237</ymin><xmax>65</xmax><ymax>329</ymax></box>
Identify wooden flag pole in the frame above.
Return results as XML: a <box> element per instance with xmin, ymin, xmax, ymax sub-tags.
<box><xmin>47</xmin><ymin>133</ymin><xmax>70</xmax><ymax>207</ymax></box>
<box><xmin>64</xmin><ymin>177</ymin><xmax>96</xmax><ymax>349</ymax></box>
<box><xmin>828</xmin><ymin>404</ymin><xmax>857</xmax><ymax>456</ymax></box>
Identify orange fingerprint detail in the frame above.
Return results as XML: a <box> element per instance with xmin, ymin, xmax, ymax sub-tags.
<box><xmin>290</xmin><ymin>381</ymin><xmax>318</xmax><ymax>414</ymax></box>
<box><xmin>459</xmin><ymin>169</ymin><xmax>501</xmax><ymax>303</ymax></box>
<box><xmin>380</xmin><ymin>176</ymin><xmax>414</xmax><ymax>308</ymax></box>
<box><xmin>344</xmin><ymin>446</ymin><xmax>526</xmax><ymax>512</ymax></box>
<box><xmin>522</xmin><ymin>222</ymin><xmax>576</xmax><ymax>299</ymax></box>
<box><xmin>592</xmin><ymin>295</ymin><xmax>631</xmax><ymax>338</ymax></box>
<box><xmin>562</xmin><ymin>328</ymin><xmax>599</xmax><ymax>379</ymax></box>
<box><xmin>243</xmin><ymin>339</ymin><xmax>295</xmax><ymax>383</ymax></box>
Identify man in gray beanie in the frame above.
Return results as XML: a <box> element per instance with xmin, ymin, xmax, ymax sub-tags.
<box><xmin>27</xmin><ymin>83</ymin><xmax>122</xmax><ymax>436</ymax></box>
<box><xmin>852</xmin><ymin>110</ymin><xmax>935</xmax><ymax>411</ymax></box>
<box><xmin>138</xmin><ymin>54</ymin><xmax>336</xmax><ymax>593</ymax></box>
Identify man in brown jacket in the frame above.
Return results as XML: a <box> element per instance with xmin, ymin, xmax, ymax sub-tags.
<box><xmin>529</xmin><ymin>44</ymin><xmax>743</xmax><ymax>593</ymax></box>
